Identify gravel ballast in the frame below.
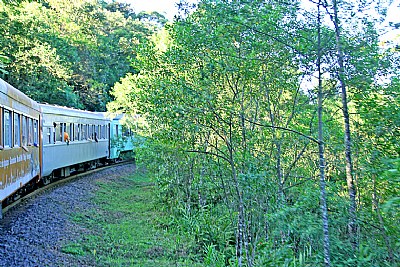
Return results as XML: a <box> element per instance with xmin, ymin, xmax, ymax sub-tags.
<box><xmin>0</xmin><ymin>163</ymin><xmax>135</xmax><ymax>267</ymax></box>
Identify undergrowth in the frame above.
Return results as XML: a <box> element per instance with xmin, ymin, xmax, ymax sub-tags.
<box><xmin>62</xmin><ymin>171</ymin><xmax>202</xmax><ymax>266</ymax></box>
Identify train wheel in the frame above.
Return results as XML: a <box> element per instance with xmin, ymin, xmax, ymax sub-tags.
<box><xmin>42</xmin><ymin>173</ymin><xmax>53</xmax><ymax>186</ymax></box>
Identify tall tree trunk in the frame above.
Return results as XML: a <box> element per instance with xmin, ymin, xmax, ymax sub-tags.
<box><xmin>231</xmin><ymin>159</ymin><xmax>245</xmax><ymax>267</ymax></box>
<box><xmin>276</xmin><ymin>141</ymin><xmax>285</xmax><ymax>208</ymax></box>
<box><xmin>331</xmin><ymin>0</ymin><xmax>358</xmax><ymax>250</ymax></box>
<box><xmin>317</xmin><ymin>2</ymin><xmax>331</xmax><ymax>265</ymax></box>
<box><xmin>226</xmin><ymin>112</ymin><xmax>245</xmax><ymax>267</ymax></box>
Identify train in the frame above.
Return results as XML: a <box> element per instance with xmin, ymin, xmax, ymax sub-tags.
<box><xmin>0</xmin><ymin>78</ymin><xmax>135</xmax><ymax>218</ymax></box>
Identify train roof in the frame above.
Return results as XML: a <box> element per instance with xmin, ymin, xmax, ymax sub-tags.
<box><xmin>40</xmin><ymin>103</ymin><xmax>109</xmax><ymax>121</ymax></box>
<box><xmin>99</xmin><ymin>112</ymin><xmax>126</xmax><ymax>121</ymax></box>
<box><xmin>0</xmin><ymin>78</ymin><xmax>41</xmax><ymax>113</ymax></box>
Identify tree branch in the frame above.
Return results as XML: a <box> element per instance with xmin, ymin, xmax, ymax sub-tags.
<box><xmin>185</xmin><ymin>149</ymin><xmax>231</xmax><ymax>164</ymax></box>
<box><xmin>244</xmin><ymin>118</ymin><xmax>320</xmax><ymax>144</ymax></box>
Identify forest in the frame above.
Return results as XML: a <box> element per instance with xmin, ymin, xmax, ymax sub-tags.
<box><xmin>0</xmin><ymin>0</ymin><xmax>167</xmax><ymax>110</ymax></box>
<box><xmin>1</xmin><ymin>0</ymin><xmax>399</xmax><ymax>266</ymax></box>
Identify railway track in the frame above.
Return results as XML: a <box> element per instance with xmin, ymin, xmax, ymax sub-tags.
<box><xmin>2</xmin><ymin>160</ymin><xmax>132</xmax><ymax>218</ymax></box>
<box><xmin>0</xmin><ymin>162</ymin><xmax>136</xmax><ymax>266</ymax></box>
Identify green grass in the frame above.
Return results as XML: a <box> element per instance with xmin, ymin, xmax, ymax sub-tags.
<box><xmin>63</xmin><ymin>171</ymin><xmax>202</xmax><ymax>266</ymax></box>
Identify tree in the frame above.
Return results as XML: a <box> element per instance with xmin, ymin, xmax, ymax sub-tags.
<box><xmin>0</xmin><ymin>0</ymin><xmax>159</xmax><ymax>110</ymax></box>
<box><xmin>111</xmin><ymin>0</ymin><xmax>399</xmax><ymax>265</ymax></box>
<box><xmin>0</xmin><ymin>54</ymin><xmax>9</xmax><ymax>78</ymax></box>
<box><xmin>317</xmin><ymin>1</ymin><xmax>331</xmax><ymax>265</ymax></box>
<box><xmin>110</xmin><ymin>0</ymin><xmax>338</xmax><ymax>265</ymax></box>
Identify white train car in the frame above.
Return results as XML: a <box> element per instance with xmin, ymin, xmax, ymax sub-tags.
<box><xmin>40</xmin><ymin>104</ymin><xmax>110</xmax><ymax>182</ymax></box>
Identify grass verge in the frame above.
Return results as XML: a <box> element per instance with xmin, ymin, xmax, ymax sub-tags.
<box><xmin>62</xmin><ymin>171</ymin><xmax>202</xmax><ymax>266</ymax></box>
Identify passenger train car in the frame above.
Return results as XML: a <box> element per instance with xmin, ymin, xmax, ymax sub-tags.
<box><xmin>0</xmin><ymin>78</ymin><xmax>135</xmax><ymax>218</ymax></box>
<box><xmin>0</xmin><ymin>79</ymin><xmax>41</xmax><ymax>207</ymax></box>
<box><xmin>40</xmin><ymin>104</ymin><xmax>111</xmax><ymax>183</ymax></box>
<box><xmin>109</xmin><ymin>114</ymin><xmax>135</xmax><ymax>161</ymax></box>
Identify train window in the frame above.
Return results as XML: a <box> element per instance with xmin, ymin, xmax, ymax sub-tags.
<box><xmin>96</xmin><ymin>125</ymin><xmax>99</xmax><ymax>139</ymax></box>
<box><xmin>55</xmin><ymin>123</ymin><xmax>60</xmax><ymax>142</ymax></box>
<box><xmin>69</xmin><ymin>123</ymin><xmax>74</xmax><ymax>141</ymax></box>
<box><xmin>65</xmin><ymin>123</ymin><xmax>70</xmax><ymax>142</ymax></box>
<box><xmin>33</xmin><ymin>120</ymin><xmax>38</xmax><ymax>145</ymax></box>
<box><xmin>88</xmin><ymin>124</ymin><xmax>92</xmax><ymax>140</ymax></box>
<box><xmin>81</xmin><ymin>124</ymin><xmax>86</xmax><ymax>140</ymax></box>
<box><xmin>22</xmin><ymin>116</ymin><xmax>28</xmax><ymax>146</ymax></box>
<box><xmin>115</xmin><ymin>125</ymin><xmax>119</xmax><ymax>137</ymax></box>
<box><xmin>60</xmin><ymin>123</ymin><xmax>66</xmax><ymax>142</ymax></box>
<box><xmin>122</xmin><ymin>125</ymin><xmax>131</xmax><ymax>137</ymax></box>
<box><xmin>46</xmin><ymin>127</ymin><xmax>51</xmax><ymax>144</ymax></box>
<box><xmin>14</xmin><ymin>113</ymin><xmax>20</xmax><ymax>147</ymax></box>
<box><xmin>3</xmin><ymin>109</ymin><xmax>12</xmax><ymax>148</ymax></box>
<box><xmin>28</xmin><ymin>118</ymin><xmax>33</xmax><ymax>145</ymax></box>
<box><xmin>74</xmin><ymin>123</ymin><xmax>79</xmax><ymax>141</ymax></box>
<box><xmin>52</xmin><ymin>125</ymin><xmax>56</xmax><ymax>144</ymax></box>
<box><xmin>55</xmin><ymin>123</ymin><xmax>62</xmax><ymax>142</ymax></box>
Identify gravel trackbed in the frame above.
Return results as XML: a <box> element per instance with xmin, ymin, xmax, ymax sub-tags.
<box><xmin>0</xmin><ymin>163</ymin><xmax>135</xmax><ymax>267</ymax></box>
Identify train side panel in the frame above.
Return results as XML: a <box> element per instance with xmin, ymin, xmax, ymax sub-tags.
<box><xmin>0</xmin><ymin>79</ymin><xmax>41</xmax><ymax>202</ymax></box>
<box><xmin>42</xmin><ymin>141</ymin><xmax>109</xmax><ymax>176</ymax></box>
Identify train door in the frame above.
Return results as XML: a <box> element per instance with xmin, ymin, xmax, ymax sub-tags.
<box><xmin>108</xmin><ymin>123</ymin><xmax>111</xmax><ymax>159</ymax></box>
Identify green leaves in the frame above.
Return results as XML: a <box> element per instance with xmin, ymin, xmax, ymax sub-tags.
<box><xmin>0</xmin><ymin>54</ymin><xmax>10</xmax><ymax>76</ymax></box>
<box><xmin>0</xmin><ymin>0</ymin><xmax>159</xmax><ymax>110</ymax></box>
<box><xmin>108</xmin><ymin>0</ymin><xmax>399</xmax><ymax>265</ymax></box>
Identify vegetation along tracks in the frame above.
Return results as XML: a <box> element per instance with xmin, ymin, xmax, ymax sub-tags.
<box><xmin>0</xmin><ymin>162</ymin><xmax>202</xmax><ymax>266</ymax></box>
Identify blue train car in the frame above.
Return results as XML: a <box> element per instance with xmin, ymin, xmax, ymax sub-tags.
<box><xmin>108</xmin><ymin>114</ymin><xmax>135</xmax><ymax>161</ymax></box>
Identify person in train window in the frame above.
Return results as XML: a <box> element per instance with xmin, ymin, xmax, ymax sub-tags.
<box><xmin>53</xmin><ymin>122</ymin><xmax>57</xmax><ymax>144</ymax></box>
<box><xmin>94</xmin><ymin>132</ymin><xmax>98</xmax><ymax>143</ymax></box>
<box><xmin>64</xmin><ymin>131</ymin><xmax>70</xmax><ymax>145</ymax></box>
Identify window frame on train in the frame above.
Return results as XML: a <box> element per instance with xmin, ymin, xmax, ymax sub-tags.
<box><xmin>28</xmin><ymin>118</ymin><xmax>33</xmax><ymax>145</ymax></box>
<box><xmin>13</xmin><ymin>112</ymin><xmax>20</xmax><ymax>147</ymax></box>
<box><xmin>3</xmin><ymin>109</ymin><xmax>12</xmax><ymax>148</ymax></box>
<box><xmin>33</xmin><ymin>119</ymin><xmax>38</xmax><ymax>146</ymax></box>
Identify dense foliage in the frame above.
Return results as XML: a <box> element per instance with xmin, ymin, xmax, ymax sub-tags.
<box><xmin>109</xmin><ymin>0</ymin><xmax>399</xmax><ymax>266</ymax></box>
<box><xmin>0</xmin><ymin>0</ymin><xmax>164</xmax><ymax>110</ymax></box>
<box><xmin>1</xmin><ymin>0</ymin><xmax>398</xmax><ymax>265</ymax></box>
